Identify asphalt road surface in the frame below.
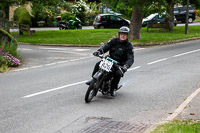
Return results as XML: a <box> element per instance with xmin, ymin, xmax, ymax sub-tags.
<box><xmin>0</xmin><ymin>40</ymin><xmax>200</xmax><ymax>133</ymax></box>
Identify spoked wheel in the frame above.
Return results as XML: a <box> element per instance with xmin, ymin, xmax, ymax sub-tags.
<box><xmin>85</xmin><ymin>79</ymin><xmax>97</xmax><ymax>103</ymax></box>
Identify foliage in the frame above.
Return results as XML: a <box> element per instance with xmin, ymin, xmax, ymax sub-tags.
<box><xmin>181</xmin><ymin>0</ymin><xmax>200</xmax><ymax>9</ymax></box>
<box><xmin>72</xmin><ymin>0</ymin><xmax>89</xmax><ymax>23</ymax></box>
<box><xmin>17</xmin><ymin>25</ymin><xmax>200</xmax><ymax>46</ymax></box>
<box><xmin>0</xmin><ymin>10</ymin><xmax>6</xmax><ymax>18</ymax></box>
<box><xmin>86</xmin><ymin>1</ymin><xmax>101</xmax><ymax>23</ymax></box>
<box><xmin>58</xmin><ymin>0</ymin><xmax>73</xmax><ymax>12</ymax></box>
<box><xmin>102</xmin><ymin>0</ymin><xmax>167</xmax><ymax>18</ymax></box>
<box><xmin>132</xmin><ymin>25</ymin><xmax>200</xmax><ymax>45</ymax></box>
<box><xmin>0</xmin><ymin>29</ymin><xmax>21</xmax><ymax>72</ymax></box>
<box><xmin>0</xmin><ymin>29</ymin><xmax>18</xmax><ymax>46</ymax></box>
<box><xmin>151</xmin><ymin>120</ymin><xmax>200</xmax><ymax>133</ymax></box>
<box><xmin>61</xmin><ymin>12</ymin><xmax>76</xmax><ymax>21</ymax></box>
<box><xmin>31</xmin><ymin>0</ymin><xmax>61</xmax><ymax>26</ymax></box>
<box><xmin>143</xmin><ymin>1</ymin><xmax>166</xmax><ymax>18</ymax></box>
<box><xmin>14</xmin><ymin>7</ymin><xmax>32</xmax><ymax>26</ymax></box>
<box><xmin>0</xmin><ymin>51</ymin><xmax>21</xmax><ymax>67</ymax></box>
<box><xmin>0</xmin><ymin>0</ymin><xmax>23</xmax><ymax>19</ymax></box>
<box><xmin>196</xmin><ymin>9</ymin><xmax>200</xmax><ymax>17</ymax></box>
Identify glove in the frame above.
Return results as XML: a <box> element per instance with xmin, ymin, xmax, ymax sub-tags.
<box><xmin>121</xmin><ymin>65</ymin><xmax>128</xmax><ymax>73</ymax></box>
<box><xmin>93</xmin><ymin>51</ymin><xmax>101</xmax><ymax>56</ymax></box>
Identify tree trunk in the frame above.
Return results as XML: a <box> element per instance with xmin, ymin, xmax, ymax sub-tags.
<box><xmin>129</xmin><ymin>6</ymin><xmax>143</xmax><ymax>40</ymax></box>
<box><xmin>4</xmin><ymin>5</ymin><xmax>10</xmax><ymax>20</ymax></box>
<box><xmin>166</xmin><ymin>0</ymin><xmax>175</xmax><ymax>30</ymax></box>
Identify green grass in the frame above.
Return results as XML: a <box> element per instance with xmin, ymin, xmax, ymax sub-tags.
<box><xmin>17</xmin><ymin>26</ymin><xmax>200</xmax><ymax>46</ymax></box>
<box><xmin>194</xmin><ymin>18</ymin><xmax>200</xmax><ymax>22</ymax></box>
<box><xmin>18</xmin><ymin>29</ymin><xmax>118</xmax><ymax>46</ymax></box>
<box><xmin>133</xmin><ymin>25</ymin><xmax>200</xmax><ymax>46</ymax></box>
<box><xmin>151</xmin><ymin>120</ymin><xmax>200</xmax><ymax>133</ymax></box>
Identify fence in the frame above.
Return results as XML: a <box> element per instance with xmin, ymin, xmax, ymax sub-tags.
<box><xmin>0</xmin><ymin>18</ymin><xmax>19</xmax><ymax>33</ymax></box>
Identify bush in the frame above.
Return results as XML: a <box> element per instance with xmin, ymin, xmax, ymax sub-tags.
<box><xmin>196</xmin><ymin>9</ymin><xmax>200</xmax><ymax>17</ymax></box>
<box><xmin>0</xmin><ymin>30</ymin><xmax>21</xmax><ymax>72</ymax></box>
<box><xmin>61</xmin><ymin>12</ymin><xmax>76</xmax><ymax>21</ymax></box>
<box><xmin>14</xmin><ymin>7</ymin><xmax>32</xmax><ymax>26</ymax></box>
<box><xmin>0</xmin><ymin>29</ymin><xmax>18</xmax><ymax>46</ymax></box>
<box><xmin>72</xmin><ymin>0</ymin><xmax>89</xmax><ymax>23</ymax></box>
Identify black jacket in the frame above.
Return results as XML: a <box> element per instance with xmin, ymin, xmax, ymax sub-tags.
<box><xmin>98</xmin><ymin>38</ymin><xmax>134</xmax><ymax>68</ymax></box>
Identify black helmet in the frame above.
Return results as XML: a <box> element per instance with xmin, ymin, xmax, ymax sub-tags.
<box><xmin>118</xmin><ymin>26</ymin><xmax>130</xmax><ymax>34</ymax></box>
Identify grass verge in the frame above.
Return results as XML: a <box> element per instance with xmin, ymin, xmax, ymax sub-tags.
<box><xmin>194</xmin><ymin>16</ymin><xmax>200</xmax><ymax>22</ymax></box>
<box><xmin>151</xmin><ymin>120</ymin><xmax>200</xmax><ymax>133</ymax></box>
<box><xmin>17</xmin><ymin>25</ymin><xmax>200</xmax><ymax>46</ymax></box>
<box><xmin>133</xmin><ymin>25</ymin><xmax>200</xmax><ymax>46</ymax></box>
<box><xmin>18</xmin><ymin>29</ymin><xmax>118</xmax><ymax>46</ymax></box>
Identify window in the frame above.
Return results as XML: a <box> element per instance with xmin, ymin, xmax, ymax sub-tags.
<box><xmin>110</xmin><ymin>16</ymin><xmax>121</xmax><ymax>21</ymax></box>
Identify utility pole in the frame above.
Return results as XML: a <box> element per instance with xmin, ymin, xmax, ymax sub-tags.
<box><xmin>185</xmin><ymin>0</ymin><xmax>189</xmax><ymax>34</ymax></box>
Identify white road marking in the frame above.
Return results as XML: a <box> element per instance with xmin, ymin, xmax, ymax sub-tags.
<box><xmin>147</xmin><ymin>58</ymin><xmax>168</xmax><ymax>65</ymax></box>
<box><xmin>30</xmin><ymin>65</ymin><xmax>43</xmax><ymax>69</ymax></box>
<box><xmin>39</xmin><ymin>47</ymin><xmax>66</xmax><ymax>51</ymax></box>
<box><xmin>173</xmin><ymin>49</ymin><xmax>200</xmax><ymax>57</ymax></box>
<box><xmin>47</xmin><ymin>50</ymin><xmax>87</xmax><ymax>56</ymax></box>
<box><xmin>128</xmin><ymin>66</ymin><xmax>141</xmax><ymax>71</ymax></box>
<box><xmin>135</xmin><ymin>48</ymin><xmax>146</xmax><ymax>51</ymax></box>
<box><xmin>13</xmin><ymin>68</ymin><xmax>30</xmax><ymax>72</ymax></box>
<box><xmin>13</xmin><ymin>56</ymin><xmax>93</xmax><ymax>72</ymax></box>
<box><xmin>73</xmin><ymin>49</ymin><xmax>91</xmax><ymax>51</ymax></box>
<box><xmin>19</xmin><ymin>48</ymin><xmax>200</xmax><ymax>99</ymax></box>
<box><xmin>18</xmin><ymin>48</ymin><xmax>32</xmax><ymax>51</ymax></box>
<box><xmin>44</xmin><ymin>63</ymin><xmax>57</xmax><ymax>66</ymax></box>
<box><xmin>22</xmin><ymin>80</ymin><xmax>87</xmax><ymax>98</ymax></box>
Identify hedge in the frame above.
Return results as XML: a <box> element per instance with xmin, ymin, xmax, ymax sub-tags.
<box><xmin>14</xmin><ymin>7</ymin><xmax>32</xmax><ymax>26</ymax></box>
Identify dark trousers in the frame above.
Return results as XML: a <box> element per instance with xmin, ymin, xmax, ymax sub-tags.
<box><xmin>92</xmin><ymin>61</ymin><xmax>122</xmax><ymax>90</ymax></box>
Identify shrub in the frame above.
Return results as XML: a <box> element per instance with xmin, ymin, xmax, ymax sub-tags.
<box><xmin>196</xmin><ymin>9</ymin><xmax>200</xmax><ymax>17</ymax></box>
<box><xmin>72</xmin><ymin>0</ymin><xmax>89</xmax><ymax>23</ymax></box>
<box><xmin>1</xmin><ymin>52</ymin><xmax>20</xmax><ymax>67</ymax></box>
<box><xmin>61</xmin><ymin>12</ymin><xmax>76</xmax><ymax>21</ymax></box>
<box><xmin>14</xmin><ymin>7</ymin><xmax>32</xmax><ymax>26</ymax></box>
<box><xmin>0</xmin><ymin>29</ymin><xmax>18</xmax><ymax>46</ymax></box>
<box><xmin>0</xmin><ymin>29</ymin><xmax>21</xmax><ymax>72</ymax></box>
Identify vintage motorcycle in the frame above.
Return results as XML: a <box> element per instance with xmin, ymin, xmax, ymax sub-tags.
<box><xmin>85</xmin><ymin>44</ymin><xmax>123</xmax><ymax>103</ymax></box>
<box><xmin>58</xmin><ymin>18</ymin><xmax>82</xmax><ymax>30</ymax></box>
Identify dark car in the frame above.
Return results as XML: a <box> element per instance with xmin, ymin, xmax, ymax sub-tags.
<box><xmin>142</xmin><ymin>13</ymin><xmax>177</xmax><ymax>27</ymax></box>
<box><xmin>174</xmin><ymin>6</ymin><xmax>196</xmax><ymax>23</ymax></box>
<box><xmin>93</xmin><ymin>14</ymin><xmax>130</xmax><ymax>29</ymax></box>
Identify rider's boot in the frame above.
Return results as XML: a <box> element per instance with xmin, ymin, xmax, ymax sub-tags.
<box><xmin>86</xmin><ymin>79</ymin><xmax>93</xmax><ymax>85</ymax></box>
<box><xmin>110</xmin><ymin>88</ymin><xmax>115</xmax><ymax>97</ymax></box>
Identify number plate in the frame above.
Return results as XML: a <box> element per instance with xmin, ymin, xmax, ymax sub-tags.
<box><xmin>99</xmin><ymin>59</ymin><xmax>113</xmax><ymax>72</ymax></box>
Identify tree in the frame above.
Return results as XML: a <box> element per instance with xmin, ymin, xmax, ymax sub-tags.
<box><xmin>182</xmin><ymin>0</ymin><xmax>200</xmax><ymax>9</ymax></box>
<box><xmin>102</xmin><ymin>0</ymin><xmax>165</xmax><ymax>40</ymax></box>
<box><xmin>0</xmin><ymin>0</ymin><xmax>22</xmax><ymax>19</ymax></box>
<box><xmin>166</xmin><ymin>0</ymin><xmax>175</xmax><ymax>30</ymax></box>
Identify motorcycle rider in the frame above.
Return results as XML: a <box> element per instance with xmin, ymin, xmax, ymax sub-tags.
<box><xmin>86</xmin><ymin>26</ymin><xmax>134</xmax><ymax>97</ymax></box>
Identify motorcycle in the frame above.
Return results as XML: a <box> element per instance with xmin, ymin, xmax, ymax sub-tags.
<box><xmin>85</xmin><ymin>44</ymin><xmax>123</xmax><ymax>103</ymax></box>
<box><xmin>58</xmin><ymin>18</ymin><xmax>82</xmax><ymax>30</ymax></box>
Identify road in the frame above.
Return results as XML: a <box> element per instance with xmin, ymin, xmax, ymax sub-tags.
<box><xmin>0</xmin><ymin>40</ymin><xmax>200</xmax><ymax>133</ymax></box>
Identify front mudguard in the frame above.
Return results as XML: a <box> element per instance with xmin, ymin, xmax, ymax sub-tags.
<box><xmin>93</xmin><ymin>71</ymin><xmax>103</xmax><ymax>80</ymax></box>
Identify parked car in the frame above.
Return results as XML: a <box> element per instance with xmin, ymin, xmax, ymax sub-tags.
<box><xmin>93</xmin><ymin>14</ymin><xmax>130</xmax><ymax>29</ymax></box>
<box><xmin>174</xmin><ymin>6</ymin><xmax>196</xmax><ymax>23</ymax></box>
<box><xmin>142</xmin><ymin>13</ymin><xmax>177</xmax><ymax>27</ymax></box>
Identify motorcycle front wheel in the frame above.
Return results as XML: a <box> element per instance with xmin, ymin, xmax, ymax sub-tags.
<box><xmin>85</xmin><ymin>79</ymin><xmax>97</xmax><ymax>103</ymax></box>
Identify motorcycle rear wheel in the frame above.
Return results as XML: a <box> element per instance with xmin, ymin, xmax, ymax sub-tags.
<box><xmin>85</xmin><ymin>79</ymin><xmax>97</xmax><ymax>103</ymax></box>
